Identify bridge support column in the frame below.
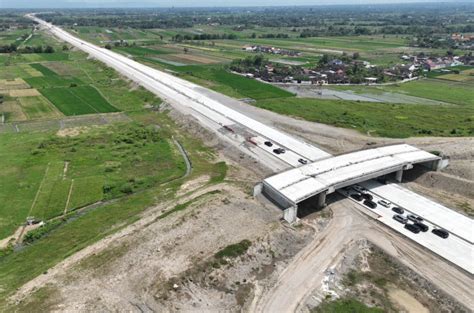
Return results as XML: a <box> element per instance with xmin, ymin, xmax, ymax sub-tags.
<box><xmin>395</xmin><ymin>169</ymin><xmax>403</xmax><ymax>182</ymax></box>
<box><xmin>317</xmin><ymin>191</ymin><xmax>327</xmax><ymax>208</ymax></box>
<box><xmin>283</xmin><ymin>206</ymin><xmax>298</xmax><ymax>224</ymax></box>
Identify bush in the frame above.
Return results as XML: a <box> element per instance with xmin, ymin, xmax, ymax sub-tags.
<box><xmin>215</xmin><ymin>240</ymin><xmax>251</xmax><ymax>259</ymax></box>
<box><xmin>23</xmin><ymin>220</ymin><xmax>63</xmax><ymax>244</ymax></box>
<box><xmin>119</xmin><ymin>183</ymin><xmax>133</xmax><ymax>194</ymax></box>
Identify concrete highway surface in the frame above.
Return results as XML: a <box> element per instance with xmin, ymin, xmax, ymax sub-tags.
<box><xmin>340</xmin><ymin>185</ymin><xmax>474</xmax><ymax>273</ymax></box>
<box><xmin>28</xmin><ymin>14</ymin><xmax>474</xmax><ymax>311</ymax></box>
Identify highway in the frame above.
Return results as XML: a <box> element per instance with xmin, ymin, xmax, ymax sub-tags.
<box><xmin>339</xmin><ymin>185</ymin><xmax>474</xmax><ymax>273</ymax></box>
<box><xmin>27</xmin><ymin>14</ymin><xmax>330</xmax><ymax>173</ymax></box>
<box><xmin>28</xmin><ymin>15</ymin><xmax>473</xmax><ymax>274</ymax></box>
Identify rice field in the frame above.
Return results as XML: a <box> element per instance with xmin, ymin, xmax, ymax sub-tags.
<box><xmin>39</xmin><ymin>86</ymin><xmax>119</xmax><ymax>116</ymax></box>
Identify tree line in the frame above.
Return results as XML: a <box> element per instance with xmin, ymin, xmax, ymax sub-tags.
<box><xmin>0</xmin><ymin>44</ymin><xmax>55</xmax><ymax>54</ymax></box>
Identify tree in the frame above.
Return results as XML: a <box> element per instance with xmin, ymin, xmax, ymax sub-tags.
<box><xmin>44</xmin><ymin>45</ymin><xmax>54</xmax><ymax>53</ymax></box>
<box><xmin>352</xmin><ymin>52</ymin><xmax>360</xmax><ymax>60</ymax></box>
<box><xmin>319</xmin><ymin>54</ymin><xmax>329</xmax><ymax>66</ymax></box>
<box><xmin>104</xmin><ymin>44</ymin><xmax>112</xmax><ymax>50</ymax></box>
<box><xmin>183</xmin><ymin>47</ymin><xmax>188</xmax><ymax>54</ymax></box>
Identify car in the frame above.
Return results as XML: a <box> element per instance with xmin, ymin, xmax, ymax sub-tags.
<box><xmin>405</xmin><ymin>223</ymin><xmax>421</xmax><ymax>234</ymax></box>
<box><xmin>273</xmin><ymin>148</ymin><xmax>285</xmax><ymax>154</ymax></box>
<box><xmin>350</xmin><ymin>193</ymin><xmax>364</xmax><ymax>201</ymax></box>
<box><xmin>363</xmin><ymin>200</ymin><xmax>377</xmax><ymax>209</ymax></box>
<box><xmin>352</xmin><ymin>185</ymin><xmax>366</xmax><ymax>193</ymax></box>
<box><xmin>298</xmin><ymin>158</ymin><xmax>308</xmax><ymax>165</ymax></box>
<box><xmin>391</xmin><ymin>207</ymin><xmax>404</xmax><ymax>214</ymax></box>
<box><xmin>432</xmin><ymin>228</ymin><xmax>449</xmax><ymax>239</ymax></box>
<box><xmin>377</xmin><ymin>199</ymin><xmax>391</xmax><ymax>208</ymax></box>
<box><xmin>264</xmin><ymin>141</ymin><xmax>273</xmax><ymax>147</ymax></box>
<box><xmin>407</xmin><ymin>214</ymin><xmax>421</xmax><ymax>222</ymax></box>
<box><xmin>361</xmin><ymin>193</ymin><xmax>373</xmax><ymax>201</ymax></box>
<box><xmin>414</xmin><ymin>222</ymin><xmax>429</xmax><ymax>232</ymax></box>
<box><xmin>393</xmin><ymin>214</ymin><xmax>408</xmax><ymax>224</ymax></box>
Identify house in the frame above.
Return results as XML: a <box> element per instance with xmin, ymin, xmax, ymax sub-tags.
<box><xmin>329</xmin><ymin>59</ymin><xmax>343</xmax><ymax>66</ymax></box>
<box><xmin>365</xmin><ymin>77</ymin><xmax>377</xmax><ymax>85</ymax></box>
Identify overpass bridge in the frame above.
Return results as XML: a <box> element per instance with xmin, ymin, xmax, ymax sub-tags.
<box><xmin>261</xmin><ymin>144</ymin><xmax>442</xmax><ymax>222</ymax></box>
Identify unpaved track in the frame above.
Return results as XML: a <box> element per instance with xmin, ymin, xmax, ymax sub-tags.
<box><xmin>250</xmin><ymin>200</ymin><xmax>361</xmax><ymax>312</ymax></box>
<box><xmin>251</xmin><ymin>199</ymin><xmax>474</xmax><ymax>312</ymax></box>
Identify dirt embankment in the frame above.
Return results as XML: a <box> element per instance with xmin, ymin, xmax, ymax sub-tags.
<box><xmin>304</xmin><ymin>240</ymin><xmax>469</xmax><ymax>313</ymax></box>
<box><xmin>9</xmin><ymin>180</ymin><xmax>325</xmax><ymax>312</ymax></box>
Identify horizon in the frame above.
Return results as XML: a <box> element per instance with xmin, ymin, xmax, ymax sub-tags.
<box><xmin>1</xmin><ymin>0</ymin><xmax>467</xmax><ymax>9</ymax></box>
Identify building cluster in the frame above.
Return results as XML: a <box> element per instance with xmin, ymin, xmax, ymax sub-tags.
<box><xmin>242</xmin><ymin>45</ymin><xmax>302</xmax><ymax>57</ymax></box>
<box><xmin>234</xmin><ymin>52</ymin><xmax>472</xmax><ymax>85</ymax></box>
<box><xmin>400</xmin><ymin>54</ymin><xmax>467</xmax><ymax>71</ymax></box>
<box><xmin>241</xmin><ymin>59</ymin><xmax>384</xmax><ymax>85</ymax></box>
<box><xmin>450</xmin><ymin>33</ymin><xmax>474</xmax><ymax>49</ymax></box>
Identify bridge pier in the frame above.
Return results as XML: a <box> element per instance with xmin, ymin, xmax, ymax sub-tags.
<box><xmin>317</xmin><ymin>191</ymin><xmax>327</xmax><ymax>208</ymax></box>
<box><xmin>395</xmin><ymin>169</ymin><xmax>403</xmax><ymax>182</ymax></box>
<box><xmin>283</xmin><ymin>206</ymin><xmax>298</xmax><ymax>224</ymax></box>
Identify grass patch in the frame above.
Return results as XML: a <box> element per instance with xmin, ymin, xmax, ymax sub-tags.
<box><xmin>67</xmin><ymin>176</ymin><xmax>104</xmax><ymax>211</ymax></box>
<box><xmin>18</xmin><ymin>96</ymin><xmax>62</xmax><ymax>120</ymax></box>
<box><xmin>254</xmin><ymin>98</ymin><xmax>474</xmax><ymax>138</ymax></box>
<box><xmin>312</xmin><ymin>298</ymin><xmax>384</xmax><ymax>313</ymax></box>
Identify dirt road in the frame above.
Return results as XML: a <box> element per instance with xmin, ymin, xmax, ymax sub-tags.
<box><xmin>251</xmin><ymin>198</ymin><xmax>474</xmax><ymax>312</ymax></box>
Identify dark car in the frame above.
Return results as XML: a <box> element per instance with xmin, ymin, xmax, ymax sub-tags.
<box><xmin>432</xmin><ymin>228</ymin><xmax>449</xmax><ymax>239</ymax></box>
<box><xmin>361</xmin><ymin>193</ymin><xmax>373</xmax><ymax>201</ymax></box>
<box><xmin>414</xmin><ymin>222</ymin><xmax>429</xmax><ymax>232</ymax></box>
<box><xmin>393</xmin><ymin>214</ymin><xmax>408</xmax><ymax>224</ymax></box>
<box><xmin>273</xmin><ymin>148</ymin><xmax>285</xmax><ymax>154</ymax></box>
<box><xmin>350</xmin><ymin>193</ymin><xmax>364</xmax><ymax>201</ymax></box>
<box><xmin>363</xmin><ymin>200</ymin><xmax>377</xmax><ymax>209</ymax></box>
<box><xmin>405</xmin><ymin>223</ymin><xmax>421</xmax><ymax>234</ymax></box>
<box><xmin>298</xmin><ymin>158</ymin><xmax>308</xmax><ymax>165</ymax></box>
<box><xmin>392</xmin><ymin>207</ymin><xmax>404</xmax><ymax>215</ymax></box>
<box><xmin>264</xmin><ymin>141</ymin><xmax>273</xmax><ymax>147</ymax></box>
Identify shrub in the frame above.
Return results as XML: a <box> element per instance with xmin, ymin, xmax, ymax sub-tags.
<box><xmin>215</xmin><ymin>240</ymin><xmax>252</xmax><ymax>259</ymax></box>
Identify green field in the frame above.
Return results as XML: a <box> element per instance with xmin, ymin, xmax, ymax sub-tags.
<box><xmin>382</xmin><ymin>79</ymin><xmax>474</xmax><ymax>107</ymax></box>
<box><xmin>0</xmin><ymin>122</ymin><xmax>184</xmax><ymax>239</ymax></box>
<box><xmin>174</xmin><ymin>65</ymin><xmax>294</xmax><ymax>99</ymax></box>
<box><xmin>255</xmin><ymin>97</ymin><xmax>474</xmax><ymax>138</ymax></box>
<box><xmin>39</xmin><ymin>86</ymin><xmax>119</xmax><ymax>115</ymax></box>
<box><xmin>29</xmin><ymin>63</ymin><xmax>58</xmax><ymax>76</ymax></box>
<box><xmin>116</xmin><ymin>46</ymin><xmax>171</xmax><ymax>56</ymax></box>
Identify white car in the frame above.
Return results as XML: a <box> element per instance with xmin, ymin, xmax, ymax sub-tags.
<box><xmin>378</xmin><ymin>199</ymin><xmax>391</xmax><ymax>208</ymax></box>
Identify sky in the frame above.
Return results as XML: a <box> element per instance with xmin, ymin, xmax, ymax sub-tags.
<box><xmin>0</xmin><ymin>0</ymin><xmax>465</xmax><ymax>9</ymax></box>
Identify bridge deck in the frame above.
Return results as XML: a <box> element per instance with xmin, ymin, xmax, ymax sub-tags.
<box><xmin>263</xmin><ymin>144</ymin><xmax>440</xmax><ymax>205</ymax></box>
